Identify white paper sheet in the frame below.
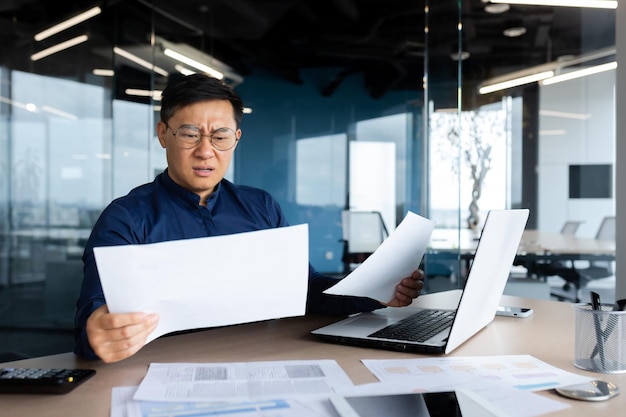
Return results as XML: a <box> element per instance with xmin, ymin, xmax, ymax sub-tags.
<box><xmin>132</xmin><ymin>360</ymin><xmax>355</xmax><ymax>403</ymax></box>
<box><xmin>111</xmin><ymin>386</ymin><xmax>137</xmax><ymax>417</ymax></box>
<box><xmin>359</xmin><ymin>355</ymin><xmax>596</xmax><ymax>417</ymax></box>
<box><xmin>112</xmin><ymin>386</ymin><xmax>337</xmax><ymax>417</ymax></box>
<box><xmin>324</xmin><ymin>211</ymin><xmax>435</xmax><ymax>302</ymax></box>
<box><xmin>361</xmin><ymin>355</ymin><xmax>593</xmax><ymax>392</ymax></box>
<box><xmin>94</xmin><ymin>224</ymin><xmax>309</xmax><ymax>344</ymax></box>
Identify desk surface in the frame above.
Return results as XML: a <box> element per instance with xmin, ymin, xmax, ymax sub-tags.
<box><xmin>520</xmin><ymin>230</ymin><xmax>615</xmax><ymax>255</ymax></box>
<box><xmin>2</xmin><ymin>293</ymin><xmax>625</xmax><ymax>416</ymax></box>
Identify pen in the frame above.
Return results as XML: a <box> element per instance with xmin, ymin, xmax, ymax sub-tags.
<box><xmin>590</xmin><ymin>297</ymin><xmax>626</xmax><ymax>360</ymax></box>
<box><xmin>590</xmin><ymin>291</ymin><xmax>606</xmax><ymax>371</ymax></box>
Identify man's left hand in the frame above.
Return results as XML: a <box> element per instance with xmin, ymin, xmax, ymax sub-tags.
<box><xmin>384</xmin><ymin>269</ymin><xmax>425</xmax><ymax>307</ymax></box>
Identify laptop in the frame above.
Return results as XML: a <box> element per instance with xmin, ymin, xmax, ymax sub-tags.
<box><xmin>311</xmin><ymin>209</ymin><xmax>530</xmax><ymax>354</ymax></box>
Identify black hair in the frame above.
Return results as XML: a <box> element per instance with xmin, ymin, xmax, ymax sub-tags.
<box><xmin>159</xmin><ymin>74</ymin><xmax>244</xmax><ymax>128</ymax></box>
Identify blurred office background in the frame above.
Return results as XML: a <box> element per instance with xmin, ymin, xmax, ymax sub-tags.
<box><xmin>0</xmin><ymin>1</ymin><xmax>621</xmax><ymax>359</ymax></box>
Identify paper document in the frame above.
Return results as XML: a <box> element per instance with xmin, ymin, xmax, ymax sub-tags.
<box><xmin>361</xmin><ymin>355</ymin><xmax>592</xmax><ymax>392</ymax></box>
<box><xmin>324</xmin><ymin>211</ymin><xmax>435</xmax><ymax>302</ymax></box>
<box><xmin>133</xmin><ymin>360</ymin><xmax>355</xmax><ymax>403</ymax></box>
<box><xmin>94</xmin><ymin>224</ymin><xmax>309</xmax><ymax>344</ymax></box>
<box><xmin>359</xmin><ymin>355</ymin><xmax>594</xmax><ymax>417</ymax></box>
<box><xmin>112</xmin><ymin>386</ymin><xmax>337</xmax><ymax>417</ymax></box>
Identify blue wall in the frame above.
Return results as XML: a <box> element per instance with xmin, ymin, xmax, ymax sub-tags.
<box><xmin>234</xmin><ymin>69</ymin><xmax>423</xmax><ymax>273</ymax></box>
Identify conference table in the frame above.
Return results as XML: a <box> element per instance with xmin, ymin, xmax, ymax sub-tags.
<box><xmin>429</xmin><ymin>228</ymin><xmax>615</xmax><ymax>257</ymax></box>
<box><xmin>426</xmin><ymin>229</ymin><xmax>615</xmax><ymax>280</ymax></box>
<box><xmin>1</xmin><ymin>291</ymin><xmax>625</xmax><ymax>416</ymax></box>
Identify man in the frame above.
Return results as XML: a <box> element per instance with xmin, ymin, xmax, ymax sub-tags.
<box><xmin>74</xmin><ymin>73</ymin><xmax>425</xmax><ymax>363</ymax></box>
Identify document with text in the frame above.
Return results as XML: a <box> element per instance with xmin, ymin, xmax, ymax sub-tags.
<box><xmin>112</xmin><ymin>386</ymin><xmax>338</xmax><ymax>417</ymax></box>
<box><xmin>358</xmin><ymin>355</ymin><xmax>596</xmax><ymax>417</ymax></box>
<box><xmin>361</xmin><ymin>355</ymin><xmax>592</xmax><ymax>392</ymax></box>
<box><xmin>94</xmin><ymin>224</ymin><xmax>309</xmax><ymax>344</ymax></box>
<box><xmin>132</xmin><ymin>360</ymin><xmax>355</xmax><ymax>403</ymax></box>
<box><xmin>324</xmin><ymin>211</ymin><xmax>435</xmax><ymax>302</ymax></box>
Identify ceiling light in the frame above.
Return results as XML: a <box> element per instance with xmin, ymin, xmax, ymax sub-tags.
<box><xmin>42</xmin><ymin>105</ymin><xmax>78</xmax><ymax>120</ymax></box>
<box><xmin>114</xmin><ymin>47</ymin><xmax>169</xmax><ymax>77</ymax></box>
<box><xmin>174</xmin><ymin>64</ymin><xmax>195</xmax><ymax>76</ymax></box>
<box><xmin>125</xmin><ymin>89</ymin><xmax>163</xmax><ymax>100</ymax></box>
<box><xmin>485</xmin><ymin>3</ymin><xmax>511</xmax><ymax>13</ymax></box>
<box><xmin>479</xmin><ymin>71</ymin><xmax>554</xmax><ymax>94</ymax></box>
<box><xmin>478</xmin><ymin>46</ymin><xmax>615</xmax><ymax>94</ymax></box>
<box><xmin>450</xmin><ymin>51</ymin><xmax>470</xmax><ymax>61</ymax></box>
<box><xmin>93</xmin><ymin>68</ymin><xmax>114</xmax><ymax>77</ymax></box>
<box><xmin>503</xmin><ymin>27</ymin><xmax>527</xmax><ymax>37</ymax></box>
<box><xmin>0</xmin><ymin>96</ymin><xmax>34</xmax><ymax>111</ymax></box>
<box><xmin>486</xmin><ymin>0</ymin><xmax>617</xmax><ymax>9</ymax></box>
<box><xmin>539</xmin><ymin>129</ymin><xmax>567</xmax><ymax>136</ymax></box>
<box><xmin>157</xmin><ymin>37</ymin><xmax>244</xmax><ymax>85</ymax></box>
<box><xmin>34</xmin><ymin>6</ymin><xmax>101</xmax><ymax>41</ymax></box>
<box><xmin>164</xmin><ymin>48</ymin><xmax>224</xmax><ymax>80</ymax></box>
<box><xmin>540</xmin><ymin>110</ymin><xmax>592</xmax><ymax>119</ymax></box>
<box><xmin>31</xmin><ymin>35</ymin><xmax>89</xmax><ymax>61</ymax></box>
<box><xmin>541</xmin><ymin>61</ymin><xmax>617</xmax><ymax>85</ymax></box>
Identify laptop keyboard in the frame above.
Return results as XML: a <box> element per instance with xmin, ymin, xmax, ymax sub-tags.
<box><xmin>368</xmin><ymin>309</ymin><xmax>455</xmax><ymax>342</ymax></box>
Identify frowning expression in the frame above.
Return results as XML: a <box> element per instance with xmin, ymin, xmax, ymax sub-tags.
<box><xmin>157</xmin><ymin>99</ymin><xmax>241</xmax><ymax>206</ymax></box>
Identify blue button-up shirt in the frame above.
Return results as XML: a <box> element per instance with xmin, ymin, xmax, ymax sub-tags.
<box><xmin>74</xmin><ymin>170</ymin><xmax>382</xmax><ymax>359</ymax></box>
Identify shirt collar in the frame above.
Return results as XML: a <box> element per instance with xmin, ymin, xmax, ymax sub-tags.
<box><xmin>160</xmin><ymin>168</ymin><xmax>222</xmax><ymax>209</ymax></box>
<box><xmin>205</xmin><ymin>183</ymin><xmax>221</xmax><ymax>211</ymax></box>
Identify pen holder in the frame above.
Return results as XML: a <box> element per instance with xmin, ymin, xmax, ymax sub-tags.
<box><xmin>573</xmin><ymin>303</ymin><xmax>626</xmax><ymax>374</ymax></box>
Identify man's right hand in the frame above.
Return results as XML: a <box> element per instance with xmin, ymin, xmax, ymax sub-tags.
<box><xmin>85</xmin><ymin>304</ymin><xmax>159</xmax><ymax>363</ymax></box>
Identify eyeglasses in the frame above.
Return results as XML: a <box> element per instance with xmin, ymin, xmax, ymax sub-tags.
<box><xmin>165</xmin><ymin>123</ymin><xmax>238</xmax><ymax>151</ymax></box>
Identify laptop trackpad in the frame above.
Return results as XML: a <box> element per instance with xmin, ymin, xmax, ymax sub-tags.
<box><xmin>342</xmin><ymin>316</ymin><xmax>390</xmax><ymax>327</ymax></box>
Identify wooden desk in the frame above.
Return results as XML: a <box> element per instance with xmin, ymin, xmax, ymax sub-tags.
<box><xmin>1</xmin><ymin>293</ymin><xmax>625</xmax><ymax>416</ymax></box>
<box><xmin>519</xmin><ymin>230</ymin><xmax>615</xmax><ymax>257</ymax></box>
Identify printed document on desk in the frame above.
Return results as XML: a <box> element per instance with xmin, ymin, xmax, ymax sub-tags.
<box><xmin>362</xmin><ymin>355</ymin><xmax>593</xmax><ymax>392</ymax></box>
<box><xmin>94</xmin><ymin>224</ymin><xmax>309</xmax><ymax>344</ymax></box>
<box><xmin>113</xmin><ymin>386</ymin><xmax>338</xmax><ymax>417</ymax></box>
<box><xmin>360</xmin><ymin>355</ymin><xmax>594</xmax><ymax>417</ymax></box>
<box><xmin>133</xmin><ymin>360</ymin><xmax>355</xmax><ymax>403</ymax></box>
<box><xmin>324</xmin><ymin>211</ymin><xmax>435</xmax><ymax>302</ymax></box>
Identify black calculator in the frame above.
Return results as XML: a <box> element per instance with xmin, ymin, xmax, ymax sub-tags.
<box><xmin>0</xmin><ymin>368</ymin><xmax>96</xmax><ymax>394</ymax></box>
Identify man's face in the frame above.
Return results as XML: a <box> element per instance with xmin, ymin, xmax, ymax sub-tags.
<box><xmin>157</xmin><ymin>99</ymin><xmax>241</xmax><ymax>205</ymax></box>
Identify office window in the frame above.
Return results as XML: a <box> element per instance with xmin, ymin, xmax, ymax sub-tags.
<box><xmin>349</xmin><ymin>141</ymin><xmax>396</xmax><ymax>233</ymax></box>
<box><xmin>429</xmin><ymin>105</ymin><xmax>509</xmax><ymax>229</ymax></box>
<box><xmin>354</xmin><ymin>113</ymin><xmax>411</xmax><ymax>231</ymax></box>
<box><xmin>296</xmin><ymin>134</ymin><xmax>346</xmax><ymax>207</ymax></box>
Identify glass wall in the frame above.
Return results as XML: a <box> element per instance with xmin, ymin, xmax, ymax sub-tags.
<box><xmin>0</xmin><ymin>1</ymin><xmax>430</xmax><ymax>359</ymax></box>
<box><xmin>450</xmin><ymin>3</ymin><xmax>617</xmax><ymax>304</ymax></box>
<box><xmin>0</xmin><ymin>1</ymin><xmax>616</xmax><ymax>359</ymax></box>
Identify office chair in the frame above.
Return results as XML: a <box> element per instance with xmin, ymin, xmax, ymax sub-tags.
<box><xmin>522</xmin><ymin>220</ymin><xmax>583</xmax><ymax>279</ymax></box>
<box><xmin>550</xmin><ymin>216</ymin><xmax>615</xmax><ymax>302</ymax></box>
<box><xmin>555</xmin><ymin>220</ymin><xmax>584</xmax><ymax>269</ymax></box>
<box><xmin>340</xmin><ymin>210</ymin><xmax>388</xmax><ymax>273</ymax></box>
<box><xmin>560</xmin><ymin>220</ymin><xmax>583</xmax><ymax>235</ymax></box>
